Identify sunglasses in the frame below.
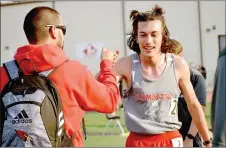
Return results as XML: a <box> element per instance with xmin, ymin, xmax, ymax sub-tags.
<box><xmin>46</xmin><ymin>24</ymin><xmax>66</xmax><ymax>35</ymax></box>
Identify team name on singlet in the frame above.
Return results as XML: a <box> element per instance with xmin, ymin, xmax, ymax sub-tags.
<box><xmin>133</xmin><ymin>92</ymin><xmax>172</xmax><ymax>101</ymax></box>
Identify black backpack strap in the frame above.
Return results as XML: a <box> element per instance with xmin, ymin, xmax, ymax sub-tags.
<box><xmin>3</xmin><ymin>60</ymin><xmax>19</xmax><ymax>80</ymax></box>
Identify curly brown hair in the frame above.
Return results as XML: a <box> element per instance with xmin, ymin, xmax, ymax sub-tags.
<box><xmin>127</xmin><ymin>5</ymin><xmax>172</xmax><ymax>54</ymax></box>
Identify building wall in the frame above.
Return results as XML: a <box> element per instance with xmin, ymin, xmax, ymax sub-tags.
<box><xmin>1</xmin><ymin>1</ymin><xmax>225</xmax><ymax>86</ymax></box>
<box><xmin>1</xmin><ymin>2</ymin><xmax>53</xmax><ymax>63</ymax></box>
<box><xmin>199</xmin><ymin>1</ymin><xmax>226</xmax><ymax>86</ymax></box>
<box><xmin>54</xmin><ymin>1</ymin><xmax>125</xmax><ymax>74</ymax></box>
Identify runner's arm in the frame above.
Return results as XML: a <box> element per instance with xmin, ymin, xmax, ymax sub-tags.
<box><xmin>176</xmin><ymin>57</ymin><xmax>211</xmax><ymax>146</ymax></box>
<box><xmin>186</xmin><ymin>72</ymin><xmax>207</xmax><ymax>140</ymax></box>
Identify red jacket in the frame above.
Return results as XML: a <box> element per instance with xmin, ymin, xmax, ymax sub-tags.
<box><xmin>0</xmin><ymin>44</ymin><xmax>120</xmax><ymax>147</ymax></box>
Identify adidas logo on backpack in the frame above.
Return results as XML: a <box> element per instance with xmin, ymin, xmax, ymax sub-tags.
<box><xmin>12</xmin><ymin>110</ymin><xmax>32</xmax><ymax>124</ymax></box>
<box><xmin>0</xmin><ymin>59</ymin><xmax>73</xmax><ymax>147</ymax></box>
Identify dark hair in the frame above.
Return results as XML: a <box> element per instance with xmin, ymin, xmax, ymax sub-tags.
<box><xmin>197</xmin><ymin>65</ymin><xmax>207</xmax><ymax>79</ymax></box>
<box><xmin>127</xmin><ymin>5</ymin><xmax>171</xmax><ymax>54</ymax></box>
<box><xmin>23</xmin><ymin>6</ymin><xmax>60</xmax><ymax>44</ymax></box>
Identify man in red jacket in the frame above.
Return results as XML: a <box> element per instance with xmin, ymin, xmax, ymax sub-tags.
<box><xmin>0</xmin><ymin>6</ymin><xmax>120</xmax><ymax>147</ymax></box>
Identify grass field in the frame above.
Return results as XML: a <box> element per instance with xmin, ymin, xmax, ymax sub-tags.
<box><xmin>84</xmin><ymin>102</ymin><xmax>212</xmax><ymax>147</ymax></box>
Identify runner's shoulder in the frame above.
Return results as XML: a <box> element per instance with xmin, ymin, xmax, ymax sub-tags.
<box><xmin>173</xmin><ymin>55</ymin><xmax>189</xmax><ymax>70</ymax></box>
<box><xmin>115</xmin><ymin>55</ymin><xmax>132</xmax><ymax>69</ymax></box>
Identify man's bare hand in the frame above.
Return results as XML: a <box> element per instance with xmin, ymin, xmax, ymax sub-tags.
<box><xmin>101</xmin><ymin>48</ymin><xmax>120</xmax><ymax>64</ymax></box>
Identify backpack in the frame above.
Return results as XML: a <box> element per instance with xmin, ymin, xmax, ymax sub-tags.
<box><xmin>0</xmin><ymin>59</ymin><xmax>73</xmax><ymax>147</ymax></box>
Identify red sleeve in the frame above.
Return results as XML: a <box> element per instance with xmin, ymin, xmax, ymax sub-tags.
<box><xmin>76</xmin><ymin>59</ymin><xmax>120</xmax><ymax>113</ymax></box>
<box><xmin>0</xmin><ymin>67</ymin><xmax>9</xmax><ymax>93</ymax></box>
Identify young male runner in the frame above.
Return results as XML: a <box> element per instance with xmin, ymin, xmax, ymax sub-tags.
<box><xmin>113</xmin><ymin>5</ymin><xmax>211</xmax><ymax>147</ymax></box>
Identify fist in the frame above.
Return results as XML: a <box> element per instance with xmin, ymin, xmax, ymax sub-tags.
<box><xmin>101</xmin><ymin>48</ymin><xmax>120</xmax><ymax>64</ymax></box>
